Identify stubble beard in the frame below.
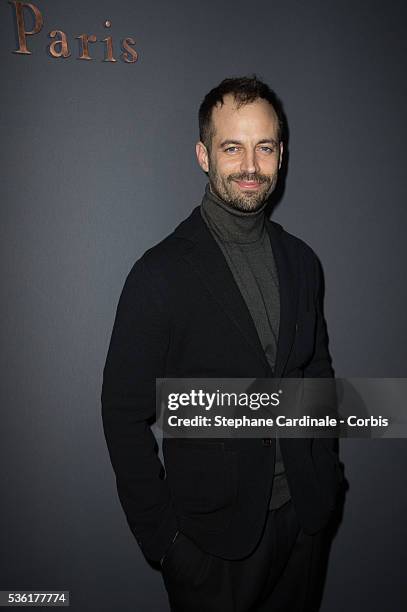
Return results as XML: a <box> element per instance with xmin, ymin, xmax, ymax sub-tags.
<box><xmin>207</xmin><ymin>160</ymin><xmax>278</xmax><ymax>213</ymax></box>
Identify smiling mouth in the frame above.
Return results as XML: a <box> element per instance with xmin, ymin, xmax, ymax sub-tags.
<box><xmin>234</xmin><ymin>180</ymin><xmax>262</xmax><ymax>190</ymax></box>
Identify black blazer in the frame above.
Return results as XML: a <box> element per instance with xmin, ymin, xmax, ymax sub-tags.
<box><xmin>101</xmin><ymin>204</ymin><xmax>344</xmax><ymax>563</ymax></box>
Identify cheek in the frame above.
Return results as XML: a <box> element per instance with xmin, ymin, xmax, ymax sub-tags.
<box><xmin>260</xmin><ymin>157</ymin><xmax>280</xmax><ymax>174</ymax></box>
<box><xmin>222</xmin><ymin>163</ymin><xmax>240</xmax><ymax>177</ymax></box>
<box><xmin>213</xmin><ymin>154</ymin><xmax>240</xmax><ymax>174</ymax></box>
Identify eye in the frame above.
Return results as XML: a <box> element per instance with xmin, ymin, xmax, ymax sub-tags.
<box><xmin>258</xmin><ymin>146</ymin><xmax>274</xmax><ymax>153</ymax></box>
<box><xmin>224</xmin><ymin>146</ymin><xmax>240</xmax><ymax>153</ymax></box>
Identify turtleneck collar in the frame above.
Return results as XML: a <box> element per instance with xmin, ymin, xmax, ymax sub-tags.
<box><xmin>200</xmin><ymin>182</ymin><xmax>268</xmax><ymax>245</ymax></box>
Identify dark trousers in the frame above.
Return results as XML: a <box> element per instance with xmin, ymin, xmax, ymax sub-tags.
<box><xmin>161</xmin><ymin>500</ymin><xmax>325</xmax><ymax>612</ymax></box>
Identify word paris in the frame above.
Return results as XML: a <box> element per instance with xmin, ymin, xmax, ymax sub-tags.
<box><xmin>10</xmin><ymin>1</ymin><xmax>138</xmax><ymax>63</ymax></box>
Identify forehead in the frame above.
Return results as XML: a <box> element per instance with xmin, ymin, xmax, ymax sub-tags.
<box><xmin>211</xmin><ymin>94</ymin><xmax>279</xmax><ymax>141</ymax></box>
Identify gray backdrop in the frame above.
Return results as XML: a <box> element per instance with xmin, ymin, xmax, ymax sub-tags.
<box><xmin>1</xmin><ymin>0</ymin><xmax>406</xmax><ymax>610</ymax></box>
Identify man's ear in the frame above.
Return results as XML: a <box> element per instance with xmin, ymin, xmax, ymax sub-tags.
<box><xmin>278</xmin><ymin>141</ymin><xmax>284</xmax><ymax>170</ymax></box>
<box><xmin>196</xmin><ymin>141</ymin><xmax>209</xmax><ymax>173</ymax></box>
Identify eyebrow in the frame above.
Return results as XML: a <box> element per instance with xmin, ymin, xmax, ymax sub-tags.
<box><xmin>218</xmin><ymin>138</ymin><xmax>279</xmax><ymax>148</ymax></box>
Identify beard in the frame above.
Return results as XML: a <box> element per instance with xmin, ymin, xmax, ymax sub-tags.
<box><xmin>207</xmin><ymin>162</ymin><xmax>278</xmax><ymax>213</ymax></box>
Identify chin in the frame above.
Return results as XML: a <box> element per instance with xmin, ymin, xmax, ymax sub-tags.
<box><xmin>241</xmin><ymin>193</ymin><xmax>267</xmax><ymax>208</ymax></box>
<box><xmin>236</xmin><ymin>199</ymin><xmax>264</xmax><ymax>212</ymax></box>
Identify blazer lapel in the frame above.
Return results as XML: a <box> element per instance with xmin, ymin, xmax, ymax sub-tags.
<box><xmin>174</xmin><ymin>206</ymin><xmax>298</xmax><ymax>377</ymax></box>
<box><xmin>265</xmin><ymin>217</ymin><xmax>299</xmax><ymax>377</ymax></box>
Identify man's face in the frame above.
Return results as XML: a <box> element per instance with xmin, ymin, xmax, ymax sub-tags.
<box><xmin>196</xmin><ymin>94</ymin><xmax>283</xmax><ymax>212</ymax></box>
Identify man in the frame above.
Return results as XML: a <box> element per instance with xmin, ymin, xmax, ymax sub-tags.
<box><xmin>101</xmin><ymin>75</ymin><xmax>344</xmax><ymax>611</ymax></box>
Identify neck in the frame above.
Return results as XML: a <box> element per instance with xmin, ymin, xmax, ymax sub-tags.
<box><xmin>200</xmin><ymin>182</ymin><xmax>267</xmax><ymax>244</ymax></box>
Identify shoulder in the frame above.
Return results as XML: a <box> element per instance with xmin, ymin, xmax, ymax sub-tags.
<box><xmin>268</xmin><ymin>219</ymin><xmax>319</xmax><ymax>266</ymax></box>
<box><xmin>124</xmin><ymin>215</ymin><xmax>194</xmax><ymax>289</ymax></box>
<box><xmin>267</xmin><ymin>219</ymin><xmax>323</xmax><ymax>300</ymax></box>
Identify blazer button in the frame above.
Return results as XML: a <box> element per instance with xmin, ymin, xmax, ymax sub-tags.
<box><xmin>262</xmin><ymin>438</ymin><xmax>273</xmax><ymax>446</ymax></box>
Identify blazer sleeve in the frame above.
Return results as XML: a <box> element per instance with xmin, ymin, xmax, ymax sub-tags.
<box><xmin>303</xmin><ymin>253</ymin><xmax>340</xmax><ymax>456</ymax></box>
<box><xmin>303</xmin><ymin>253</ymin><xmax>334</xmax><ymax>379</ymax></box>
<box><xmin>101</xmin><ymin>257</ymin><xmax>178</xmax><ymax>563</ymax></box>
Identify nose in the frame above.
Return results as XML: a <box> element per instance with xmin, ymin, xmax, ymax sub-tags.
<box><xmin>240</xmin><ymin>149</ymin><xmax>259</xmax><ymax>175</ymax></box>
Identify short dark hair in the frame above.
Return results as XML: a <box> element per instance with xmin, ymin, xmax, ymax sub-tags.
<box><xmin>198</xmin><ymin>74</ymin><xmax>285</xmax><ymax>150</ymax></box>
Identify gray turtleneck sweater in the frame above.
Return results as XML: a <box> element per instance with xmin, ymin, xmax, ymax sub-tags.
<box><xmin>200</xmin><ymin>182</ymin><xmax>291</xmax><ymax>510</ymax></box>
